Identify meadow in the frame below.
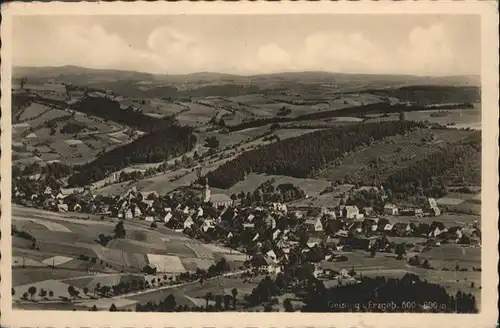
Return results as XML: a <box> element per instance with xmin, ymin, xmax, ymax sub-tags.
<box><xmin>12</xmin><ymin>204</ymin><xmax>250</xmax><ymax>311</ymax></box>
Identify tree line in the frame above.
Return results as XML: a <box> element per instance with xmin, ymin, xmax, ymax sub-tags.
<box><xmin>302</xmin><ymin>273</ymin><xmax>478</xmax><ymax>313</ymax></box>
<box><xmin>67</xmin><ymin>126</ymin><xmax>196</xmax><ymax>186</ymax></box>
<box><xmin>72</xmin><ymin>96</ymin><xmax>174</xmax><ymax>132</ymax></box>
<box><xmin>207</xmin><ymin>121</ymin><xmax>425</xmax><ymax>189</ymax></box>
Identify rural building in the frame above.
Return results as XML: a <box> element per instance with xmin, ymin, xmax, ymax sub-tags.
<box><xmin>447</xmin><ymin>226</ymin><xmax>463</xmax><ymax>239</ymax></box>
<box><xmin>384</xmin><ymin>204</ymin><xmax>399</xmax><ymax>215</ymax></box>
<box><xmin>430</xmin><ymin>206</ymin><xmax>441</xmax><ymax>216</ymax></box>
<box><xmin>304</xmin><ymin>217</ymin><xmax>324</xmax><ymax>232</ymax></box>
<box><xmin>201</xmin><ymin>219</ymin><xmax>215</xmax><ymax>232</ymax></box>
<box><xmin>306</xmin><ymin>237</ymin><xmax>322</xmax><ymax>248</ymax></box>
<box><xmin>44</xmin><ymin>186</ymin><xmax>53</xmax><ymax>195</ymax></box>
<box><xmin>211</xmin><ymin>194</ymin><xmax>233</xmax><ymax>208</ymax></box>
<box><xmin>133</xmin><ymin>206</ymin><xmax>142</xmax><ymax>217</ymax></box>
<box><xmin>354</xmin><ymin>213</ymin><xmax>365</xmax><ymax>220</ymax></box>
<box><xmin>164</xmin><ymin>212</ymin><xmax>173</xmax><ymax>223</ymax></box>
<box><xmin>264</xmin><ymin>215</ymin><xmax>277</xmax><ymax>230</ymax></box>
<box><xmin>362</xmin><ymin>207</ymin><xmax>374</xmax><ymax>216</ymax></box>
<box><xmin>143</xmin><ymin>264</ymin><xmax>157</xmax><ymax>275</ymax></box>
<box><xmin>73</xmin><ymin>203</ymin><xmax>82</xmax><ymax>212</ymax></box>
<box><xmin>183</xmin><ymin>216</ymin><xmax>194</xmax><ymax>229</ymax></box>
<box><xmin>57</xmin><ymin>203</ymin><xmax>69</xmax><ymax>212</ymax></box>
<box><xmin>250</xmin><ymin>254</ymin><xmax>280</xmax><ymax>273</ymax></box>
<box><xmin>343</xmin><ymin>205</ymin><xmax>359</xmax><ymax>219</ymax></box>
<box><xmin>125</xmin><ymin>209</ymin><xmax>133</xmax><ymax>220</ymax></box>
<box><xmin>243</xmin><ymin>223</ymin><xmax>255</xmax><ymax>230</ymax></box>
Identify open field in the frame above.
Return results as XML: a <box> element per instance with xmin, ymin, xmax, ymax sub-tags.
<box><xmin>12</xmin><ymin>205</ymin><xmax>248</xmax><ymax>296</ymax></box>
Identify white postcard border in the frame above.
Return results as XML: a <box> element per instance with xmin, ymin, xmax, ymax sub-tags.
<box><xmin>1</xmin><ymin>1</ymin><xmax>498</xmax><ymax>328</ymax></box>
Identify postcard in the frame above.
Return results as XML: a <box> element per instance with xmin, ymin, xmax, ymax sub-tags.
<box><xmin>1</xmin><ymin>1</ymin><xmax>498</xmax><ymax>328</ymax></box>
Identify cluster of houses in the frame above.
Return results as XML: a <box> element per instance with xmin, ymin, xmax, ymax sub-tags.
<box><xmin>14</xmin><ymin>179</ymin><xmax>480</xmax><ymax>278</ymax></box>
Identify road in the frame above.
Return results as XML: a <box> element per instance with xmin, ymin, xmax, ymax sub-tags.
<box><xmin>73</xmin><ymin>270</ymin><xmax>246</xmax><ymax>307</ymax></box>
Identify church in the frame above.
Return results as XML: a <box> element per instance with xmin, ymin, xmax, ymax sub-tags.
<box><xmin>202</xmin><ymin>177</ymin><xmax>233</xmax><ymax>208</ymax></box>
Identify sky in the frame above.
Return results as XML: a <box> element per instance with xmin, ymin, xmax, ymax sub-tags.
<box><xmin>12</xmin><ymin>14</ymin><xmax>481</xmax><ymax>76</ymax></box>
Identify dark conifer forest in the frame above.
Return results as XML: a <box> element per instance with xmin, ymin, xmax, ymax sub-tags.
<box><xmin>72</xmin><ymin>96</ymin><xmax>174</xmax><ymax>132</ymax></box>
<box><xmin>68</xmin><ymin>126</ymin><xmax>196</xmax><ymax>186</ymax></box>
<box><xmin>207</xmin><ymin>121</ymin><xmax>426</xmax><ymax>189</ymax></box>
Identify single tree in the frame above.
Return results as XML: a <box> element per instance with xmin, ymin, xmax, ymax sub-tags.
<box><xmin>39</xmin><ymin>289</ymin><xmax>47</xmax><ymax>298</ymax></box>
<box><xmin>28</xmin><ymin>286</ymin><xmax>37</xmax><ymax>300</ymax></box>
<box><xmin>68</xmin><ymin>285</ymin><xmax>76</xmax><ymax>300</ymax></box>
<box><xmin>395</xmin><ymin>243</ymin><xmax>406</xmax><ymax>260</ymax></box>
<box><xmin>12</xmin><ymin>288</ymin><xmax>15</xmax><ymax>296</ymax></box>
<box><xmin>94</xmin><ymin>282</ymin><xmax>101</xmax><ymax>298</ymax></box>
<box><xmin>114</xmin><ymin>221</ymin><xmax>126</xmax><ymax>238</ymax></box>
<box><xmin>91</xmin><ymin>305</ymin><xmax>98</xmax><ymax>311</ymax></box>
<box><xmin>283</xmin><ymin>298</ymin><xmax>294</xmax><ymax>312</ymax></box>
<box><xmin>20</xmin><ymin>77</ymin><xmax>27</xmax><ymax>90</ymax></box>
<box><xmin>231</xmin><ymin>288</ymin><xmax>238</xmax><ymax>309</ymax></box>
<box><xmin>83</xmin><ymin>287</ymin><xmax>89</xmax><ymax>295</ymax></box>
<box><xmin>215</xmin><ymin>295</ymin><xmax>223</xmax><ymax>311</ymax></box>
<box><xmin>204</xmin><ymin>292</ymin><xmax>213</xmax><ymax>309</ymax></box>
<box><xmin>49</xmin><ymin>290</ymin><xmax>54</xmax><ymax>298</ymax></box>
<box><xmin>109</xmin><ymin>303</ymin><xmax>118</xmax><ymax>312</ymax></box>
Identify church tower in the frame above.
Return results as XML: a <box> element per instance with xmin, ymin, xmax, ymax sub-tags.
<box><xmin>202</xmin><ymin>177</ymin><xmax>211</xmax><ymax>203</ymax></box>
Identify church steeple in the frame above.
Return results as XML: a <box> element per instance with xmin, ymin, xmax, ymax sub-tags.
<box><xmin>202</xmin><ymin>177</ymin><xmax>211</xmax><ymax>203</ymax></box>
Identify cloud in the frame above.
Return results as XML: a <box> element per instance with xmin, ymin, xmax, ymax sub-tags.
<box><xmin>397</xmin><ymin>24</ymin><xmax>456</xmax><ymax>75</ymax></box>
<box><xmin>13</xmin><ymin>23</ymin><xmax>158</xmax><ymax>73</ymax></box>
<box><xmin>146</xmin><ymin>26</ymin><xmax>214</xmax><ymax>72</ymax></box>
<box><xmin>13</xmin><ymin>21</ymin><xmax>475</xmax><ymax>76</ymax></box>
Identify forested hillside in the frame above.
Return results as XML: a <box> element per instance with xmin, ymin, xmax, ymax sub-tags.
<box><xmin>384</xmin><ymin>132</ymin><xmax>481</xmax><ymax>198</ymax></box>
<box><xmin>207</xmin><ymin>121</ymin><xmax>425</xmax><ymax>189</ymax></box>
<box><xmin>68</xmin><ymin>126</ymin><xmax>196</xmax><ymax>186</ymax></box>
<box><xmin>72</xmin><ymin>96</ymin><xmax>174</xmax><ymax>132</ymax></box>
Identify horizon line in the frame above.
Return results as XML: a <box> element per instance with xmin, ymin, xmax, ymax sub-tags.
<box><xmin>12</xmin><ymin>64</ymin><xmax>481</xmax><ymax>79</ymax></box>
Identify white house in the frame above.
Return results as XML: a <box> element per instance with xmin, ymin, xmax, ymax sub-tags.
<box><xmin>184</xmin><ymin>216</ymin><xmax>194</xmax><ymax>229</ymax></box>
<box><xmin>201</xmin><ymin>219</ymin><xmax>215</xmax><ymax>232</ymax></box>
<box><xmin>73</xmin><ymin>203</ymin><xmax>82</xmax><ymax>212</ymax></box>
<box><xmin>44</xmin><ymin>186</ymin><xmax>53</xmax><ymax>195</ymax></box>
<box><xmin>384</xmin><ymin>204</ymin><xmax>399</xmax><ymax>215</ymax></box>
<box><xmin>164</xmin><ymin>212</ymin><xmax>173</xmax><ymax>223</ymax></box>
<box><xmin>134</xmin><ymin>206</ymin><xmax>142</xmax><ymax>217</ymax></box>
<box><xmin>57</xmin><ymin>203</ymin><xmax>69</xmax><ymax>212</ymax></box>
<box><xmin>125</xmin><ymin>209</ymin><xmax>133</xmax><ymax>220</ymax></box>
<box><xmin>344</xmin><ymin>206</ymin><xmax>359</xmax><ymax>219</ymax></box>
<box><xmin>304</xmin><ymin>217</ymin><xmax>324</xmax><ymax>232</ymax></box>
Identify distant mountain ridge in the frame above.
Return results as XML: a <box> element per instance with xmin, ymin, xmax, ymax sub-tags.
<box><xmin>13</xmin><ymin>65</ymin><xmax>480</xmax><ymax>87</ymax></box>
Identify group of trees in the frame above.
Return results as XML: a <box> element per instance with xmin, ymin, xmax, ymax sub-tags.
<box><xmin>232</xmin><ymin>180</ymin><xmax>307</xmax><ymax>205</ymax></box>
<box><xmin>208</xmin><ymin>121</ymin><xmax>425</xmax><ymax>188</ymax></box>
<box><xmin>13</xmin><ymin>161</ymin><xmax>73</xmax><ymax>180</ymax></box>
<box><xmin>135</xmin><ymin>287</ymin><xmax>239</xmax><ymax>312</ymax></box>
<box><xmin>302</xmin><ymin>273</ymin><xmax>478</xmax><ymax>313</ymax></box>
<box><xmin>72</xmin><ymin>96</ymin><xmax>174</xmax><ymax>132</ymax></box>
<box><xmin>67</xmin><ymin>126</ymin><xmax>196</xmax><ymax>186</ymax></box>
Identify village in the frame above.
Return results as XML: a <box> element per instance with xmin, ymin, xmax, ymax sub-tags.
<box><xmin>13</xmin><ymin>171</ymin><xmax>481</xmax><ymax>279</ymax></box>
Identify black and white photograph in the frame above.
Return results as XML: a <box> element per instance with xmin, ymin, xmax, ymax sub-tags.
<box><xmin>1</xmin><ymin>2</ymin><xmax>498</xmax><ymax>327</ymax></box>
